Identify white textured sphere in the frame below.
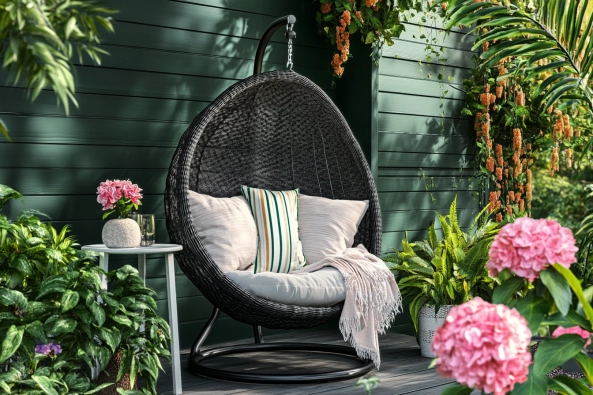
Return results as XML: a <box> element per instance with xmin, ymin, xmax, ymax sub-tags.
<box><xmin>102</xmin><ymin>218</ymin><xmax>141</xmax><ymax>248</ymax></box>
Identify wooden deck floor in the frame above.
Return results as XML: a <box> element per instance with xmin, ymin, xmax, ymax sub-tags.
<box><xmin>154</xmin><ymin>328</ymin><xmax>462</xmax><ymax>395</ymax></box>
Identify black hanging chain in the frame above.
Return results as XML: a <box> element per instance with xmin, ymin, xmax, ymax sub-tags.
<box><xmin>285</xmin><ymin>22</ymin><xmax>296</xmax><ymax>70</ymax></box>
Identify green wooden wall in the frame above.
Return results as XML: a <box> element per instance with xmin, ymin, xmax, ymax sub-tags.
<box><xmin>0</xmin><ymin>3</ymin><xmax>478</xmax><ymax>346</ymax></box>
<box><xmin>0</xmin><ymin>0</ymin><xmax>336</xmax><ymax>349</ymax></box>
<box><xmin>376</xmin><ymin>16</ymin><xmax>480</xmax><ymax>255</ymax></box>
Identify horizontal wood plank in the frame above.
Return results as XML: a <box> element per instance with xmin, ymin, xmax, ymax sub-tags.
<box><xmin>0</xmin><ymin>143</ymin><xmax>175</xmax><ymax>169</ymax></box>
<box><xmin>379</xmin><ymin>56</ymin><xmax>470</xmax><ymax>84</ymax></box>
<box><xmin>378</xmin><ymin>92</ymin><xmax>466</xmax><ymax>118</ymax></box>
<box><xmin>378</xmin><ymin>132</ymin><xmax>472</xmax><ymax>155</ymax></box>
<box><xmin>0</xmin><ymin>86</ymin><xmax>208</xmax><ymax>122</ymax></box>
<box><xmin>1</xmin><ymin>114</ymin><xmax>188</xmax><ymax>146</ymax></box>
<box><xmin>378</xmin><ymin>112</ymin><xmax>472</xmax><ymax>136</ymax></box>
<box><xmin>378</xmin><ymin>152</ymin><xmax>473</xmax><ymax>169</ymax></box>
<box><xmin>384</xmin><ymin>40</ymin><xmax>474</xmax><ymax>69</ymax></box>
<box><xmin>377</xmin><ymin>175</ymin><xmax>477</xmax><ymax>192</ymax></box>
<box><xmin>379</xmin><ymin>75</ymin><xmax>464</xmax><ymax>100</ymax></box>
<box><xmin>379</xmin><ymin>190</ymin><xmax>476</xmax><ymax>214</ymax></box>
<box><xmin>0</xmin><ymin>169</ymin><xmax>168</xmax><ymax>195</ymax></box>
<box><xmin>109</xmin><ymin>0</ymin><xmax>325</xmax><ymax>49</ymax></box>
<box><xmin>382</xmin><ymin>207</ymin><xmax>480</xmax><ymax>233</ymax></box>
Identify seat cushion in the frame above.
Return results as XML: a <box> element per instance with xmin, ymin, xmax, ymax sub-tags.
<box><xmin>298</xmin><ymin>195</ymin><xmax>369</xmax><ymax>265</ymax></box>
<box><xmin>226</xmin><ymin>267</ymin><xmax>346</xmax><ymax>307</ymax></box>
<box><xmin>241</xmin><ymin>185</ymin><xmax>306</xmax><ymax>273</ymax></box>
<box><xmin>187</xmin><ymin>190</ymin><xmax>257</xmax><ymax>272</ymax></box>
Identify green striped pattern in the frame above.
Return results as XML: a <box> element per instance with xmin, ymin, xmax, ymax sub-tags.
<box><xmin>240</xmin><ymin>186</ymin><xmax>305</xmax><ymax>273</ymax></box>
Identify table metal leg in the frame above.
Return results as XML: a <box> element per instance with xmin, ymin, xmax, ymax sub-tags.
<box><xmin>94</xmin><ymin>252</ymin><xmax>109</xmax><ymax>380</ymax></box>
<box><xmin>137</xmin><ymin>254</ymin><xmax>147</xmax><ymax>333</ymax></box>
<box><xmin>165</xmin><ymin>253</ymin><xmax>182</xmax><ymax>394</ymax></box>
<box><xmin>98</xmin><ymin>252</ymin><xmax>109</xmax><ymax>289</ymax></box>
<box><xmin>137</xmin><ymin>254</ymin><xmax>146</xmax><ymax>282</ymax></box>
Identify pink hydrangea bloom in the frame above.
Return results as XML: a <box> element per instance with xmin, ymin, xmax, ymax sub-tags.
<box><xmin>432</xmin><ymin>297</ymin><xmax>532</xmax><ymax>395</ymax></box>
<box><xmin>96</xmin><ymin>180</ymin><xmax>122</xmax><ymax>210</ymax></box>
<box><xmin>120</xmin><ymin>181</ymin><xmax>142</xmax><ymax>204</ymax></box>
<box><xmin>96</xmin><ymin>179</ymin><xmax>143</xmax><ymax>211</ymax></box>
<box><xmin>487</xmin><ymin>217</ymin><xmax>578</xmax><ymax>282</ymax></box>
<box><xmin>552</xmin><ymin>326</ymin><xmax>591</xmax><ymax>348</ymax></box>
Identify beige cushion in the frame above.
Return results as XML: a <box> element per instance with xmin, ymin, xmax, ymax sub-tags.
<box><xmin>187</xmin><ymin>190</ymin><xmax>257</xmax><ymax>273</ymax></box>
<box><xmin>298</xmin><ymin>195</ymin><xmax>369</xmax><ymax>265</ymax></box>
<box><xmin>225</xmin><ymin>267</ymin><xmax>345</xmax><ymax>307</ymax></box>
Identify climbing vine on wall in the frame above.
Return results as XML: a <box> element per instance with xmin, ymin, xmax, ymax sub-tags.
<box><xmin>315</xmin><ymin>0</ymin><xmax>419</xmax><ymax>76</ymax></box>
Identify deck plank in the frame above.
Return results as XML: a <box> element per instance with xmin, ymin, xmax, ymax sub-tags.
<box><xmin>153</xmin><ymin>329</ymin><xmax>456</xmax><ymax>394</ymax></box>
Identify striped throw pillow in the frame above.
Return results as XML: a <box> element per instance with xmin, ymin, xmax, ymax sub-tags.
<box><xmin>240</xmin><ymin>185</ymin><xmax>306</xmax><ymax>273</ymax></box>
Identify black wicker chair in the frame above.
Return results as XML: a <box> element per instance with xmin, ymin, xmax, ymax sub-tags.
<box><xmin>164</xmin><ymin>16</ymin><xmax>381</xmax><ymax>384</ymax></box>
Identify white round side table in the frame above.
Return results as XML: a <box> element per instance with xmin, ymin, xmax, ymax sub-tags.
<box><xmin>81</xmin><ymin>244</ymin><xmax>183</xmax><ymax>394</ymax></box>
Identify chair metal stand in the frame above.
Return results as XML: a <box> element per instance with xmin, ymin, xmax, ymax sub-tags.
<box><xmin>188</xmin><ymin>307</ymin><xmax>376</xmax><ymax>384</ymax></box>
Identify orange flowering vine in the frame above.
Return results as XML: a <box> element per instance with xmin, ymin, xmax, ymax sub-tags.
<box><xmin>316</xmin><ymin>0</ymin><xmax>410</xmax><ymax>77</ymax></box>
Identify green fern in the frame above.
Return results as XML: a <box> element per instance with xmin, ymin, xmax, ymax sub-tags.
<box><xmin>389</xmin><ymin>197</ymin><xmax>501</xmax><ymax>334</ymax></box>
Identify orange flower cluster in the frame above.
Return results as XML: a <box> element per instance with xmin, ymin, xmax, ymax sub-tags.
<box><xmin>549</xmin><ymin>145</ymin><xmax>559</xmax><ymax>176</ymax></box>
<box><xmin>549</xmin><ymin>109</ymin><xmax>575</xmax><ymax>172</ymax></box>
<box><xmin>566</xmin><ymin>148</ymin><xmax>573</xmax><ymax>168</ymax></box>
<box><xmin>366</xmin><ymin>0</ymin><xmax>378</xmax><ymax>7</ymax></box>
<box><xmin>355</xmin><ymin>10</ymin><xmax>363</xmax><ymax>22</ymax></box>
<box><xmin>321</xmin><ymin>3</ymin><xmax>332</xmax><ymax>13</ymax></box>
<box><xmin>331</xmin><ymin>10</ymin><xmax>351</xmax><ymax>76</ymax></box>
<box><xmin>475</xmin><ymin>57</ymin><xmax>534</xmax><ymax>221</ymax></box>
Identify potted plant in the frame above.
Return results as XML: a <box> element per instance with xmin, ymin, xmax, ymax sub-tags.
<box><xmin>0</xmin><ymin>184</ymin><xmax>170</xmax><ymax>394</ymax></box>
<box><xmin>97</xmin><ymin>179</ymin><xmax>143</xmax><ymax>248</ymax></box>
<box><xmin>387</xmin><ymin>197</ymin><xmax>500</xmax><ymax>357</ymax></box>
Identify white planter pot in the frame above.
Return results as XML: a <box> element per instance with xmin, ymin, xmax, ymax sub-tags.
<box><xmin>102</xmin><ymin>218</ymin><xmax>141</xmax><ymax>248</ymax></box>
<box><xmin>418</xmin><ymin>304</ymin><xmax>454</xmax><ymax>358</ymax></box>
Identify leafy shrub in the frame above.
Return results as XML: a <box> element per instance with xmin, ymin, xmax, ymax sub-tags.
<box><xmin>0</xmin><ymin>185</ymin><xmax>170</xmax><ymax>394</ymax></box>
<box><xmin>530</xmin><ymin>169</ymin><xmax>591</xmax><ymax>231</ymax></box>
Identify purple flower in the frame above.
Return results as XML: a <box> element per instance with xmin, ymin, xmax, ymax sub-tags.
<box><xmin>35</xmin><ymin>344</ymin><xmax>50</xmax><ymax>355</ymax></box>
<box><xmin>35</xmin><ymin>343</ymin><xmax>62</xmax><ymax>357</ymax></box>
<box><xmin>50</xmin><ymin>344</ymin><xmax>62</xmax><ymax>355</ymax></box>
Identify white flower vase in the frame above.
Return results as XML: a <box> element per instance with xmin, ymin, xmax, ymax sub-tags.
<box><xmin>102</xmin><ymin>218</ymin><xmax>141</xmax><ymax>248</ymax></box>
<box><xmin>418</xmin><ymin>304</ymin><xmax>454</xmax><ymax>358</ymax></box>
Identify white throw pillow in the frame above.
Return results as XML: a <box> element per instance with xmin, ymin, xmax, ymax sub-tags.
<box><xmin>298</xmin><ymin>195</ymin><xmax>369</xmax><ymax>265</ymax></box>
<box><xmin>187</xmin><ymin>190</ymin><xmax>257</xmax><ymax>272</ymax></box>
<box><xmin>225</xmin><ymin>267</ymin><xmax>346</xmax><ymax>307</ymax></box>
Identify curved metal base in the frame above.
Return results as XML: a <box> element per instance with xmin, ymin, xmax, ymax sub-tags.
<box><xmin>189</xmin><ymin>342</ymin><xmax>375</xmax><ymax>384</ymax></box>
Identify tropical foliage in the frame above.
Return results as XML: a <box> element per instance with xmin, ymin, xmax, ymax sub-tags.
<box><xmin>387</xmin><ymin>197</ymin><xmax>500</xmax><ymax>334</ymax></box>
<box><xmin>0</xmin><ymin>0</ymin><xmax>117</xmax><ymax>140</ymax></box>
<box><xmin>445</xmin><ymin>0</ymin><xmax>593</xmax><ymax>221</ymax></box>
<box><xmin>446</xmin><ymin>0</ymin><xmax>593</xmax><ymax>112</ymax></box>
<box><xmin>0</xmin><ymin>185</ymin><xmax>170</xmax><ymax>394</ymax></box>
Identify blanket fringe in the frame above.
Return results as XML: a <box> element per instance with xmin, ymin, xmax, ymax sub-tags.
<box><xmin>294</xmin><ymin>244</ymin><xmax>403</xmax><ymax>369</ymax></box>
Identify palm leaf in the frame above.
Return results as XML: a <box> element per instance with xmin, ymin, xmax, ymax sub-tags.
<box><xmin>445</xmin><ymin>0</ymin><xmax>593</xmax><ymax>114</ymax></box>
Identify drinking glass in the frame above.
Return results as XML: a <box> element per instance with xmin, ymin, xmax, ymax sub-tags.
<box><xmin>137</xmin><ymin>214</ymin><xmax>155</xmax><ymax>246</ymax></box>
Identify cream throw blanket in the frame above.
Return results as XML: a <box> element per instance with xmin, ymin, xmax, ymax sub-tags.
<box><xmin>292</xmin><ymin>244</ymin><xmax>402</xmax><ymax>368</ymax></box>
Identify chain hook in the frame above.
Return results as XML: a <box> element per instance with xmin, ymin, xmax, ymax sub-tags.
<box><xmin>286</xmin><ymin>22</ymin><xmax>295</xmax><ymax>70</ymax></box>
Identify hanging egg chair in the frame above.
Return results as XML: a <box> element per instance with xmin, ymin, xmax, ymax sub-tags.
<box><xmin>165</xmin><ymin>15</ymin><xmax>380</xmax><ymax>383</ymax></box>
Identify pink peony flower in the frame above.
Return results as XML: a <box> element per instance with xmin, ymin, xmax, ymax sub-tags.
<box><xmin>552</xmin><ymin>326</ymin><xmax>592</xmax><ymax>348</ymax></box>
<box><xmin>487</xmin><ymin>217</ymin><xmax>578</xmax><ymax>282</ymax></box>
<box><xmin>432</xmin><ymin>297</ymin><xmax>532</xmax><ymax>395</ymax></box>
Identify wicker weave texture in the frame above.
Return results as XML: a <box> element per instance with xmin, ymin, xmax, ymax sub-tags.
<box><xmin>165</xmin><ymin>71</ymin><xmax>382</xmax><ymax>329</ymax></box>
